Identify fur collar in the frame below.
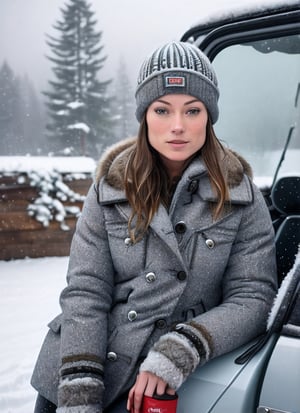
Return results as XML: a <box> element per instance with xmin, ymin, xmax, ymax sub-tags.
<box><xmin>95</xmin><ymin>137</ymin><xmax>253</xmax><ymax>190</ymax></box>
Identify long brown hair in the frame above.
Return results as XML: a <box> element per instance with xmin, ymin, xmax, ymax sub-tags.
<box><xmin>124</xmin><ymin>115</ymin><xmax>229</xmax><ymax>243</ymax></box>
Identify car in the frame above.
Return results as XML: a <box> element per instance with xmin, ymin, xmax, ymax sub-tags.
<box><xmin>176</xmin><ymin>2</ymin><xmax>300</xmax><ymax>412</ymax></box>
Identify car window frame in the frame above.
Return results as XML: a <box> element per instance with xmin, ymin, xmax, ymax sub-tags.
<box><xmin>181</xmin><ymin>8</ymin><xmax>300</xmax><ymax>61</ymax></box>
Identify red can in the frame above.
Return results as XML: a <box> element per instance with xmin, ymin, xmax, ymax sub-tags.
<box><xmin>141</xmin><ymin>393</ymin><xmax>178</xmax><ymax>413</ymax></box>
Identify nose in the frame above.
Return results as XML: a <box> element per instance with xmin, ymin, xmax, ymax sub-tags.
<box><xmin>171</xmin><ymin>114</ymin><xmax>185</xmax><ymax>134</ymax></box>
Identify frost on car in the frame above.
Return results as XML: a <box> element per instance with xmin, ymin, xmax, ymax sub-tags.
<box><xmin>177</xmin><ymin>1</ymin><xmax>300</xmax><ymax>412</ymax></box>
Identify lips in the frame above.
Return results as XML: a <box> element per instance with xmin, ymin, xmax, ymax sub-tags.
<box><xmin>167</xmin><ymin>140</ymin><xmax>189</xmax><ymax>151</ymax></box>
<box><xmin>168</xmin><ymin>140</ymin><xmax>188</xmax><ymax>144</ymax></box>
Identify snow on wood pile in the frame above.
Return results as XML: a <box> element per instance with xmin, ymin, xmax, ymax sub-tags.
<box><xmin>0</xmin><ymin>155</ymin><xmax>96</xmax><ymax>174</ymax></box>
<box><xmin>0</xmin><ymin>156</ymin><xmax>96</xmax><ymax>261</ymax></box>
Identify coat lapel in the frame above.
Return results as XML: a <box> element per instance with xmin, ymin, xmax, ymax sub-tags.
<box><xmin>149</xmin><ymin>204</ymin><xmax>187</xmax><ymax>269</ymax></box>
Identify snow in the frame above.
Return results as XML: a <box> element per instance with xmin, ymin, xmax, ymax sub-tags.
<box><xmin>0</xmin><ymin>256</ymin><xmax>68</xmax><ymax>413</ymax></box>
<box><xmin>66</xmin><ymin>101</ymin><xmax>84</xmax><ymax>109</ymax></box>
<box><xmin>57</xmin><ymin>110</ymin><xmax>68</xmax><ymax>116</ymax></box>
<box><xmin>0</xmin><ymin>156</ymin><xmax>94</xmax><ymax>229</ymax></box>
<box><xmin>189</xmin><ymin>0</ymin><xmax>299</xmax><ymax>30</ymax></box>
<box><xmin>67</xmin><ymin>122</ymin><xmax>91</xmax><ymax>134</ymax></box>
<box><xmin>25</xmin><ymin>169</ymin><xmax>85</xmax><ymax>229</ymax></box>
<box><xmin>0</xmin><ymin>157</ymin><xmax>95</xmax><ymax>411</ymax></box>
<box><xmin>52</xmin><ymin>100</ymin><xmax>65</xmax><ymax>105</ymax></box>
<box><xmin>0</xmin><ymin>156</ymin><xmax>96</xmax><ymax>174</ymax></box>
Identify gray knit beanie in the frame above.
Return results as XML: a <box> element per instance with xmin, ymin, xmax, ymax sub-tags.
<box><xmin>135</xmin><ymin>41</ymin><xmax>219</xmax><ymax>123</ymax></box>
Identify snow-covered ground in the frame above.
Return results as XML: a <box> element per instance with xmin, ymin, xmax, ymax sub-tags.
<box><xmin>0</xmin><ymin>257</ymin><xmax>69</xmax><ymax>413</ymax></box>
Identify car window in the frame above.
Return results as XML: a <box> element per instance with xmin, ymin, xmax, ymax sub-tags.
<box><xmin>212</xmin><ymin>34</ymin><xmax>300</xmax><ymax>189</ymax></box>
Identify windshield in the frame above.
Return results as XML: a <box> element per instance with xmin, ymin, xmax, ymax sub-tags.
<box><xmin>212</xmin><ymin>34</ymin><xmax>300</xmax><ymax>188</ymax></box>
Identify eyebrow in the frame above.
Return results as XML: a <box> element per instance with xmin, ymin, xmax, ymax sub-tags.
<box><xmin>155</xmin><ymin>98</ymin><xmax>201</xmax><ymax>106</ymax></box>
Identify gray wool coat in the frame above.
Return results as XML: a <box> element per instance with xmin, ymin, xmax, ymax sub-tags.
<box><xmin>31</xmin><ymin>138</ymin><xmax>277</xmax><ymax>409</ymax></box>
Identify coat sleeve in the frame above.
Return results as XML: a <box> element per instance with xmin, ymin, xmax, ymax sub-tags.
<box><xmin>57</xmin><ymin>184</ymin><xmax>114</xmax><ymax>413</ymax></box>
<box><xmin>140</xmin><ymin>180</ymin><xmax>278</xmax><ymax>390</ymax></box>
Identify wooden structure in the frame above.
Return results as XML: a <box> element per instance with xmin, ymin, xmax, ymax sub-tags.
<box><xmin>0</xmin><ymin>170</ymin><xmax>93</xmax><ymax>261</ymax></box>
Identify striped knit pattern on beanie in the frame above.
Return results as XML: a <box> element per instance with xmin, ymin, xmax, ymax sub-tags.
<box><xmin>135</xmin><ymin>41</ymin><xmax>219</xmax><ymax>123</ymax></box>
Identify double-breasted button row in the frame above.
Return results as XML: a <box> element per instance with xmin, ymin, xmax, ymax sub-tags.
<box><xmin>174</xmin><ymin>222</ymin><xmax>215</xmax><ymax>250</ymax></box>
<box><xmin>128</xmin><ymin>312</ymin><xmax>168</xmax><ymax>328</ymax></box>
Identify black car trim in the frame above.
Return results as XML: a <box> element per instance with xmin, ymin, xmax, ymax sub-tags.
<box><xmin>180</xmin><ymin>7</ymin><xmax>300</xmax><ymax>43</ymax></box>
<box><xmin>181</xmin><ymin>10</ymin><xmax>300</xmax><ymax>61</ymax></box>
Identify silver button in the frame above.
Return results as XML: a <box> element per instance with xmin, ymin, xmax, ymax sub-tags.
<box><xmin>107</xmin><ymin>351</ymin><xmax>118</xmax><ymax>361</ymax></box>
<box><xmin>205</xmin><ymin>239</ymin><xmax>215</xmax><ymax>249</ymax></box>
<box><xmin>145</xmin><ymin>272</ymin><xmax>156</xmax><ymax>283</ymax></box>
<box><xmin>128</xmin><ymin>310</ymin><xmax>138</xmax><ymax>321</ymax></box>
<box><xmin>124</xmin><ymin>237</ymin><xmax>132</xmax><ymax>245</ymax></box>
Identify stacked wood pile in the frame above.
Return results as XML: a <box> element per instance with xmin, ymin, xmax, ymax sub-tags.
<box><xmin>0</xmin><ymin>159</ymin><xmax>94</xmax><ymax>260</ymax></box>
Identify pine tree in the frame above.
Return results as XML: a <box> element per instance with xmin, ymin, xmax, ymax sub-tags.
<box><xmin>0</xmin><ymin>61</ymin><xmax>23</xmax><ymax>155</ymax></box>
<box><xmin>19</xmin><ymin>75</ymin><xmax>46</xmax><ymax>154</ymax></box>
<box><xmin>112</xmin><ymin>57</ymin><xmax>138</xmax><ymax>139</ymax></box>
<box><xmin>44</xmin><ymin>0</ymin><xmax>113</xmax><ymax>157</ymax></box>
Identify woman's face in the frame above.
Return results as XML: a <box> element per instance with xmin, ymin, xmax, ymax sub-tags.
<box><xmin>146</xmin><ymin>94</ymin><xmax>208</xmax><ymax>178</ymax></box>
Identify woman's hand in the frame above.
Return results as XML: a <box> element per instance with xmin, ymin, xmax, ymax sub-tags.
<box><xmin>127</xmin><ymin>371</ymin><xmax>175</xmax><ymax>413</ymax></box>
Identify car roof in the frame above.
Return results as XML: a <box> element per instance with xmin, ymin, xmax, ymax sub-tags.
<box><xmin>181</xmin><ymin>0</ymin><xmax>300</xmax><ymax>41</ymax></box>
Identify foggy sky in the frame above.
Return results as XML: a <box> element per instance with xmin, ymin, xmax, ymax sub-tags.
<box><xmin>0</xmin><ymin>0</ymin><xmax>271</xmax><ymax>92</ymax></box>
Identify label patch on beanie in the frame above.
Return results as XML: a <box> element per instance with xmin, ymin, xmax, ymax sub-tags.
<box><xmin>165</xmin><ymin>76</ymin><xmax>185</xmax><ymax>87</ymax></box>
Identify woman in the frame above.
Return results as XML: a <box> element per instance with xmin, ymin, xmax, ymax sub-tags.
<box><xmin>31</xmin><ymin>41</ymin><xmax>277</xmax><ymax>413</ymax></box>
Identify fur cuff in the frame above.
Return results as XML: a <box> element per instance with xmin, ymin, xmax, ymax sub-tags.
<box><xmin>58</xmin><ymin>377</ymin><xmax>104</xmax><ymax>408</ymax></box>
<box><xmin>140</xmin><ymin>332</ymin><xmax>200</xmax><ymax>389</ymax></box>
<box><xmin>140</xmin><ymin>349</ymin><xmax>184</xmax><ymax>390</ymax></box>
<box><xmin>176</xmin><ymin>322</ymin><xmax>211</xmax><ymax>361</ymax></box>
